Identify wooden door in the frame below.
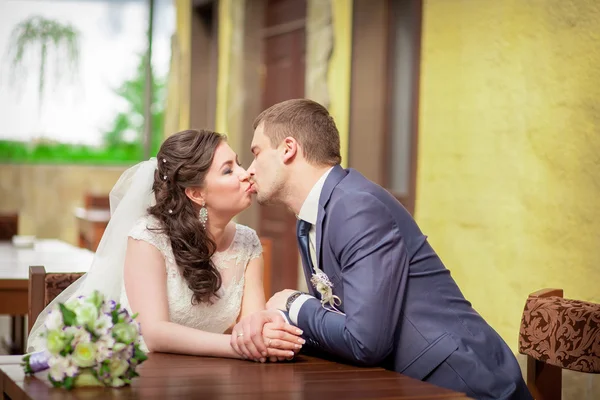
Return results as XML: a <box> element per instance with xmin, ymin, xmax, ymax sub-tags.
<box><xmin>260</xmin><ymin>0</ymin><xmax>306</xmax><ymax>295</ymax></box>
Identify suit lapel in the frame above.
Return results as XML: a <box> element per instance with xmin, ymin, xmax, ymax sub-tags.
<box><xmin>315</xmin><ymin>165</ymin><xmax>347</xmax><ymax>272</ymax></box>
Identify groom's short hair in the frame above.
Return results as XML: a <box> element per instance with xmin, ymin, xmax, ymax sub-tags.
<box><xmin>253</xmin><ymin>99</ymin><xmax>342</xmax><ymax>166</ymax></box>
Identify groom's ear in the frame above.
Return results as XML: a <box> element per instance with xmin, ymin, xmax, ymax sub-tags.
<box><xmin>281</xmin><ymin>137</ymin><xmax>298</xmax><ymax>164</ymax></box>
<box><xmin>184</xmin><ymin>187</ymin><xmax>206</xmax><ymax>207</ymax></box>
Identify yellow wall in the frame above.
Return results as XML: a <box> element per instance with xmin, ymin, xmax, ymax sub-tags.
<box><xmin>164</xmin><ymin>0</ymin><xmax>191</xmax><ymax>136</ymax></box>
<box><xmin>215</xmin><ymin>0</ymin><xmax>245</xmax><ymax>151</ymax></box>
<box><xmin>305</xmin><ymin>0</ymin><xmax>352</xmax><ymax>167</ymax></box>
<box><xmin>327</xmin><ymin>0</ymin><xmax>352</xmax><ymax>168</ymax></box>
<box><xmin>214</xmin><ymin>0</ymin><xmax>233</xmax><ymax>137</ymax></box>
<box><xmin>417</xmin><ymin>0</ymin><xmax>600</xmax><ymax>350</ymax></box>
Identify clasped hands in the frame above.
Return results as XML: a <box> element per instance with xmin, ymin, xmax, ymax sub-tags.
<box><xmin>231</xmin><ymin>290</ymin><xmax>304</xmax><ymax>363</ymax></box>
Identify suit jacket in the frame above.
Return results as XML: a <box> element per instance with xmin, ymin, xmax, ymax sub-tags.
<box><xmin>290</xmin><ymin>165</ymin><xmax>531</xmax><ymax>400</ymax></box>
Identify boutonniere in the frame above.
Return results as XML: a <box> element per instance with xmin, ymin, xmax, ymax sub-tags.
<box><xmin>310</xmin><ymin>270</ymin><xmax>344</xmax><ymax>315</ymax></box>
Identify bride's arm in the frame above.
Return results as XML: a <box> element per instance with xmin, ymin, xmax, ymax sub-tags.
<box><xmin>123</xmin><ymin>238</ymin><xmax>239</xmax><ymax>358</ymax></box>
<box><xmin>239</xmin><ymin>255</ymin><xmax>266</xmax><ymax>319</ymax></box>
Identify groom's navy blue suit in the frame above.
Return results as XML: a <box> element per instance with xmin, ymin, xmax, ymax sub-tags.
<box><xmin>288</xmin><ymin>165</ymin><xmax>531</xmax><ymax>400</ymax></box>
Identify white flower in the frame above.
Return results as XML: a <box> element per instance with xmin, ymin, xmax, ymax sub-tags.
<box><xmin>108</xmin><ymin>357</ymin><xmax>129</xmax><ymax>378</ymax></box>
<box><xmin>74</xmin><ymin>302</ymin><xmax>99</xmax><ymax>327</ymax></box>
<box><xmin>93</xmin><ymin>314</ymin><xmax>113</xmax><ymax>336</ymax></box>
<box><xmin>97</xmin><ymin>334</ymin><xmax>116</xmax><ymax>349</ymax></box>
<box><xmin>64</xmin><ymin>326</ymin><xmax>91</xmax><ymax>346</ymax></box>
<box><xmin>44</xmin><ymin>309</ymin><xmax>63</xmax><ymax>331</ymax></box>
<box><xmin>48</xmin><ymin>355</ymin><xmax>71</xmax><ymax>382</ymax></box>
<box><xmin>65</xmin><ymin>296</ymin><xmax>84</xmax><ymax>310</ymax></box>
<box><xmin>95</xmin><ymin>335</ymin><xmax>115</xmax><ymax>363</ymax></box>
<box><xmin>112</xmin><ymin>322</ymin><xmax>138</xmax><ymax>344</ymax></box>
<box><xmin>65</xmin><ymin>363</ymin><xmax>78</xmax><ymax>378</ymax></box>
<box><xmin>111</xmin><ymin>377</ymin><xmax>126</xmax><ymax>387</ymax></box>
<box><xmin>72</xmin><ymin>342</ymin><xmax>97</xmax><ymax>368</ymax></box>
<box><xmin>101</xmin><ymin>300</ymin><xmax>117</xmax><ymax>314</ymax></box>
<box><xmin>95</xmin><ymin>345</ymin><xmax>112</xmax><ymax>364</ymax></box>
<box><xmin>310</xmin><ymin>270</ymin><xmax>343</xmax><ymax>314</ymax></box>
<box><xmin>45</xmin><ymin>330</ymin><xmax>66</xmax><ymax>355</ymax></box>
<box><xmin>113</xmin><ymin>343</ymin><xmax>134</xmax><ymax>360</ymax></box>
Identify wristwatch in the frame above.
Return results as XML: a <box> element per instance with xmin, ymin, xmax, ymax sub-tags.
<box><xmin>285</xmin><ymin>291</ymin><xmax>304</xmax><ymax>312</ymax></box>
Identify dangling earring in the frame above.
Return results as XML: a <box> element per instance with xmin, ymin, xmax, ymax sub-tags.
<box><xmin>199</xmin><ymin>200</ymin><xmax>208</xmax><ymax>228</ymax></box>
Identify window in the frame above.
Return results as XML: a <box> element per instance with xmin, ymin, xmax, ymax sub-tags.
<box><xmin>385</xmin><ymin>0</ymin><xmax>422</xmax><ymax>214</ymax></box>
<box><xmin>0</xmin><ymin>0</ymin><xmax>174</xmax><ymax>164</ymax></box>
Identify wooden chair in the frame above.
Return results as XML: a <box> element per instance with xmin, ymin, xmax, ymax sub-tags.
<box><xmin>519</xmin><ymin>288</ymin><xmax>600</xmax><ymax>400</ymax></box>
<box><xmin>84</xmin><ymin>193</ymin><xmax>110</xmax><ymax>209</ymax></box>
<box><xmin>76</xmin><ymin>193</ymin><xmax>111</xmax><ymax>252</ymax></box>
<box><xmin>0</xmin><ymin>212</ymin><xmax>18</xmax><ymax>240</ymax></box>
<box><xmin>260</xmin><ymin>237</ymin><xmax>273</xmax><ymax>300</ymax></box>
<box><xmin>28</xmin><ymin>266</ymin><xmax>84</xmax><ymax>333</ymax></box>
<box><xmin>0</xmin><ymin>213</ymin><xmax>20</xmax><ymax>354</ymax></box>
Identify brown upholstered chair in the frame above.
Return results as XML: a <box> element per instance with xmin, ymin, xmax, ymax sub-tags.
<box><xmin>519</xmin><ymin>288</ymin><xmax>600</xmax><ymax>400</ymax></box>
<box><xmin>28</xmin><ymin>266</ymin><xmax>85</xmax><ymax>333</ymax></box>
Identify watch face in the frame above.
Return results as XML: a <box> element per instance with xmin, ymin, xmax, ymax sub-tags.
<box><xmin>286</xmin><ymin>292</ymin><xmax>300</xmax><ymax>311</ymax></box>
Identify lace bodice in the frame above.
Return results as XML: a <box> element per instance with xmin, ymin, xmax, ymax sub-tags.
<box><xmin>122</xmin><ymin>215</ymin><xmax>262</xmax><ymax>350</ymax></box>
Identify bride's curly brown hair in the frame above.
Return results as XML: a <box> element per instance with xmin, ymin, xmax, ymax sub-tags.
<box><xmin>148</xmin><ymin>129</ymin><xmax>225</xmax><ymax>305</ymax></box>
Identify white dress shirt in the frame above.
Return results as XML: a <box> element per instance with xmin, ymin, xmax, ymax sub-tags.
<box><xmin>288</xmin><ymin>167</ymin><xmax>333</xmax><ymax>324</ymax></box>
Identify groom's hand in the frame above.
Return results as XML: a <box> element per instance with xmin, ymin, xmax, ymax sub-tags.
<box><xmin>266</xmin><ymin>289</ymin><xmax>297</xmax><ymax>310</ymax></box>
<box><xmin>231</xmin><ymin>309</ymin><xmax>302</xmax><ymax>362</ymax></box>
<box><xmin>263</xmin><ymin>321</ymin><xmax>305</xmax><ymax>362</ymax></box>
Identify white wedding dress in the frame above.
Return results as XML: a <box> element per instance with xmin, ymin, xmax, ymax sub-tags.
<box><xmin>120</xmin><ymin>215</ymin><xmax>262</xmax><ymax>351</ymax></box>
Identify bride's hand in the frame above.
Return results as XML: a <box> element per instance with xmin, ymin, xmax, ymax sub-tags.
<box><xmin>263</xmin><ymin>322</ymin><xmax>305</xmax><ymax>362</ymax></box>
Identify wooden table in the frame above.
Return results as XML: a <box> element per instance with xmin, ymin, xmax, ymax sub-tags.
<box><xmin>1</xmin><ymin>353</ymin><xmax>471</xmax><ymax>399</ymax></box>
<box><xmin>0</xmin><ymin>239</ymin><xmax>93</xmax><ymax>354</ymax></box>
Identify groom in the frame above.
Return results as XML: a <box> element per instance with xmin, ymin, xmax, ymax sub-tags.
<box><xmin>232</xmin><ymin>99</ymin><xmax>532</xmax><ymax>399</ymax></box>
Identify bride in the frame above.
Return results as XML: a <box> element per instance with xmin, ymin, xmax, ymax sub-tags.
<box><xmin>27</xmin><ymin>129</ymin><xmax>303</xmax><ymax>362</ymax></box>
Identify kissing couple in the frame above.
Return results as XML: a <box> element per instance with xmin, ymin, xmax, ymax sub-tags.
<box><xmin>29</xmin><ymin>99</ymin><xmax>532</xmax><ymax>399</ymax></box>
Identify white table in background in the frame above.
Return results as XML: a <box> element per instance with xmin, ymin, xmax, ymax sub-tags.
<box><xmin>0</xmin><ymin>239</ymin><xmax>93</xmax><ymax>354</ymax></box>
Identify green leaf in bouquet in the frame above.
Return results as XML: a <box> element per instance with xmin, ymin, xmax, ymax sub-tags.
<box><xmin>134</xmin><ymin>347</ymin><xmax>148</xmax><ymax>363</ymax></box>
<box><xmin>48</xmin><ymin>375</ymin><xmax>62</xmax><ymax>388</ymax></box>
<box><xmin>131</xmin><ymin>312</ymin><xmax>139</xmax><ymax>319</ymax></box>
<box><xmin>21</xmin><ymin>354</ymin><xmax>33</xmax><ymax>375</ymax></box>
<box><xmin>59</xmin><ymin>303</ymin><xmax>77</xmax><ymax>326</ymax></box>
<box><xmin>63</xmin><ymin>376</ymin><xmax>75</xmax><ymax>390</ymax></box>
<box><xmin>61</xmin><ymin>342</ymin><xmax>73</xmax><ymax>356</ymax></box>
<box><xmin>90</xmin><ymin>330</ymin><xmax>100</xmax><ymax>342</ymax></box>
<box><xmin>100</xmin><ymin>360</ymin><xmax>110</xmax><ymax>376</ymax></box>
<box><xmin>112</xmin><ymin>310</ymin><xmax>119</xmax><ymax>324</ymax></box>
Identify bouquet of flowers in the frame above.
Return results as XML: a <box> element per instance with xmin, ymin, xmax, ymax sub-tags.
<box><xmin>22</xmin><ymin>290</ymin><xmax>147</xmax><ymax>390</ymax></box>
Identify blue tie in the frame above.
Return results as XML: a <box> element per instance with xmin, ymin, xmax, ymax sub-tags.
<box><xmin>297</xmin><ymin>219</ymin><xmax>315</xmax><ymax>273</ymax></box>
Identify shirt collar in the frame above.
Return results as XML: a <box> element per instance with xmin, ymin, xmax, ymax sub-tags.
<box><xmin>297</xmin><ymin>167</ymin><xmax>334</xmax><ymax>225</ymax></box>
